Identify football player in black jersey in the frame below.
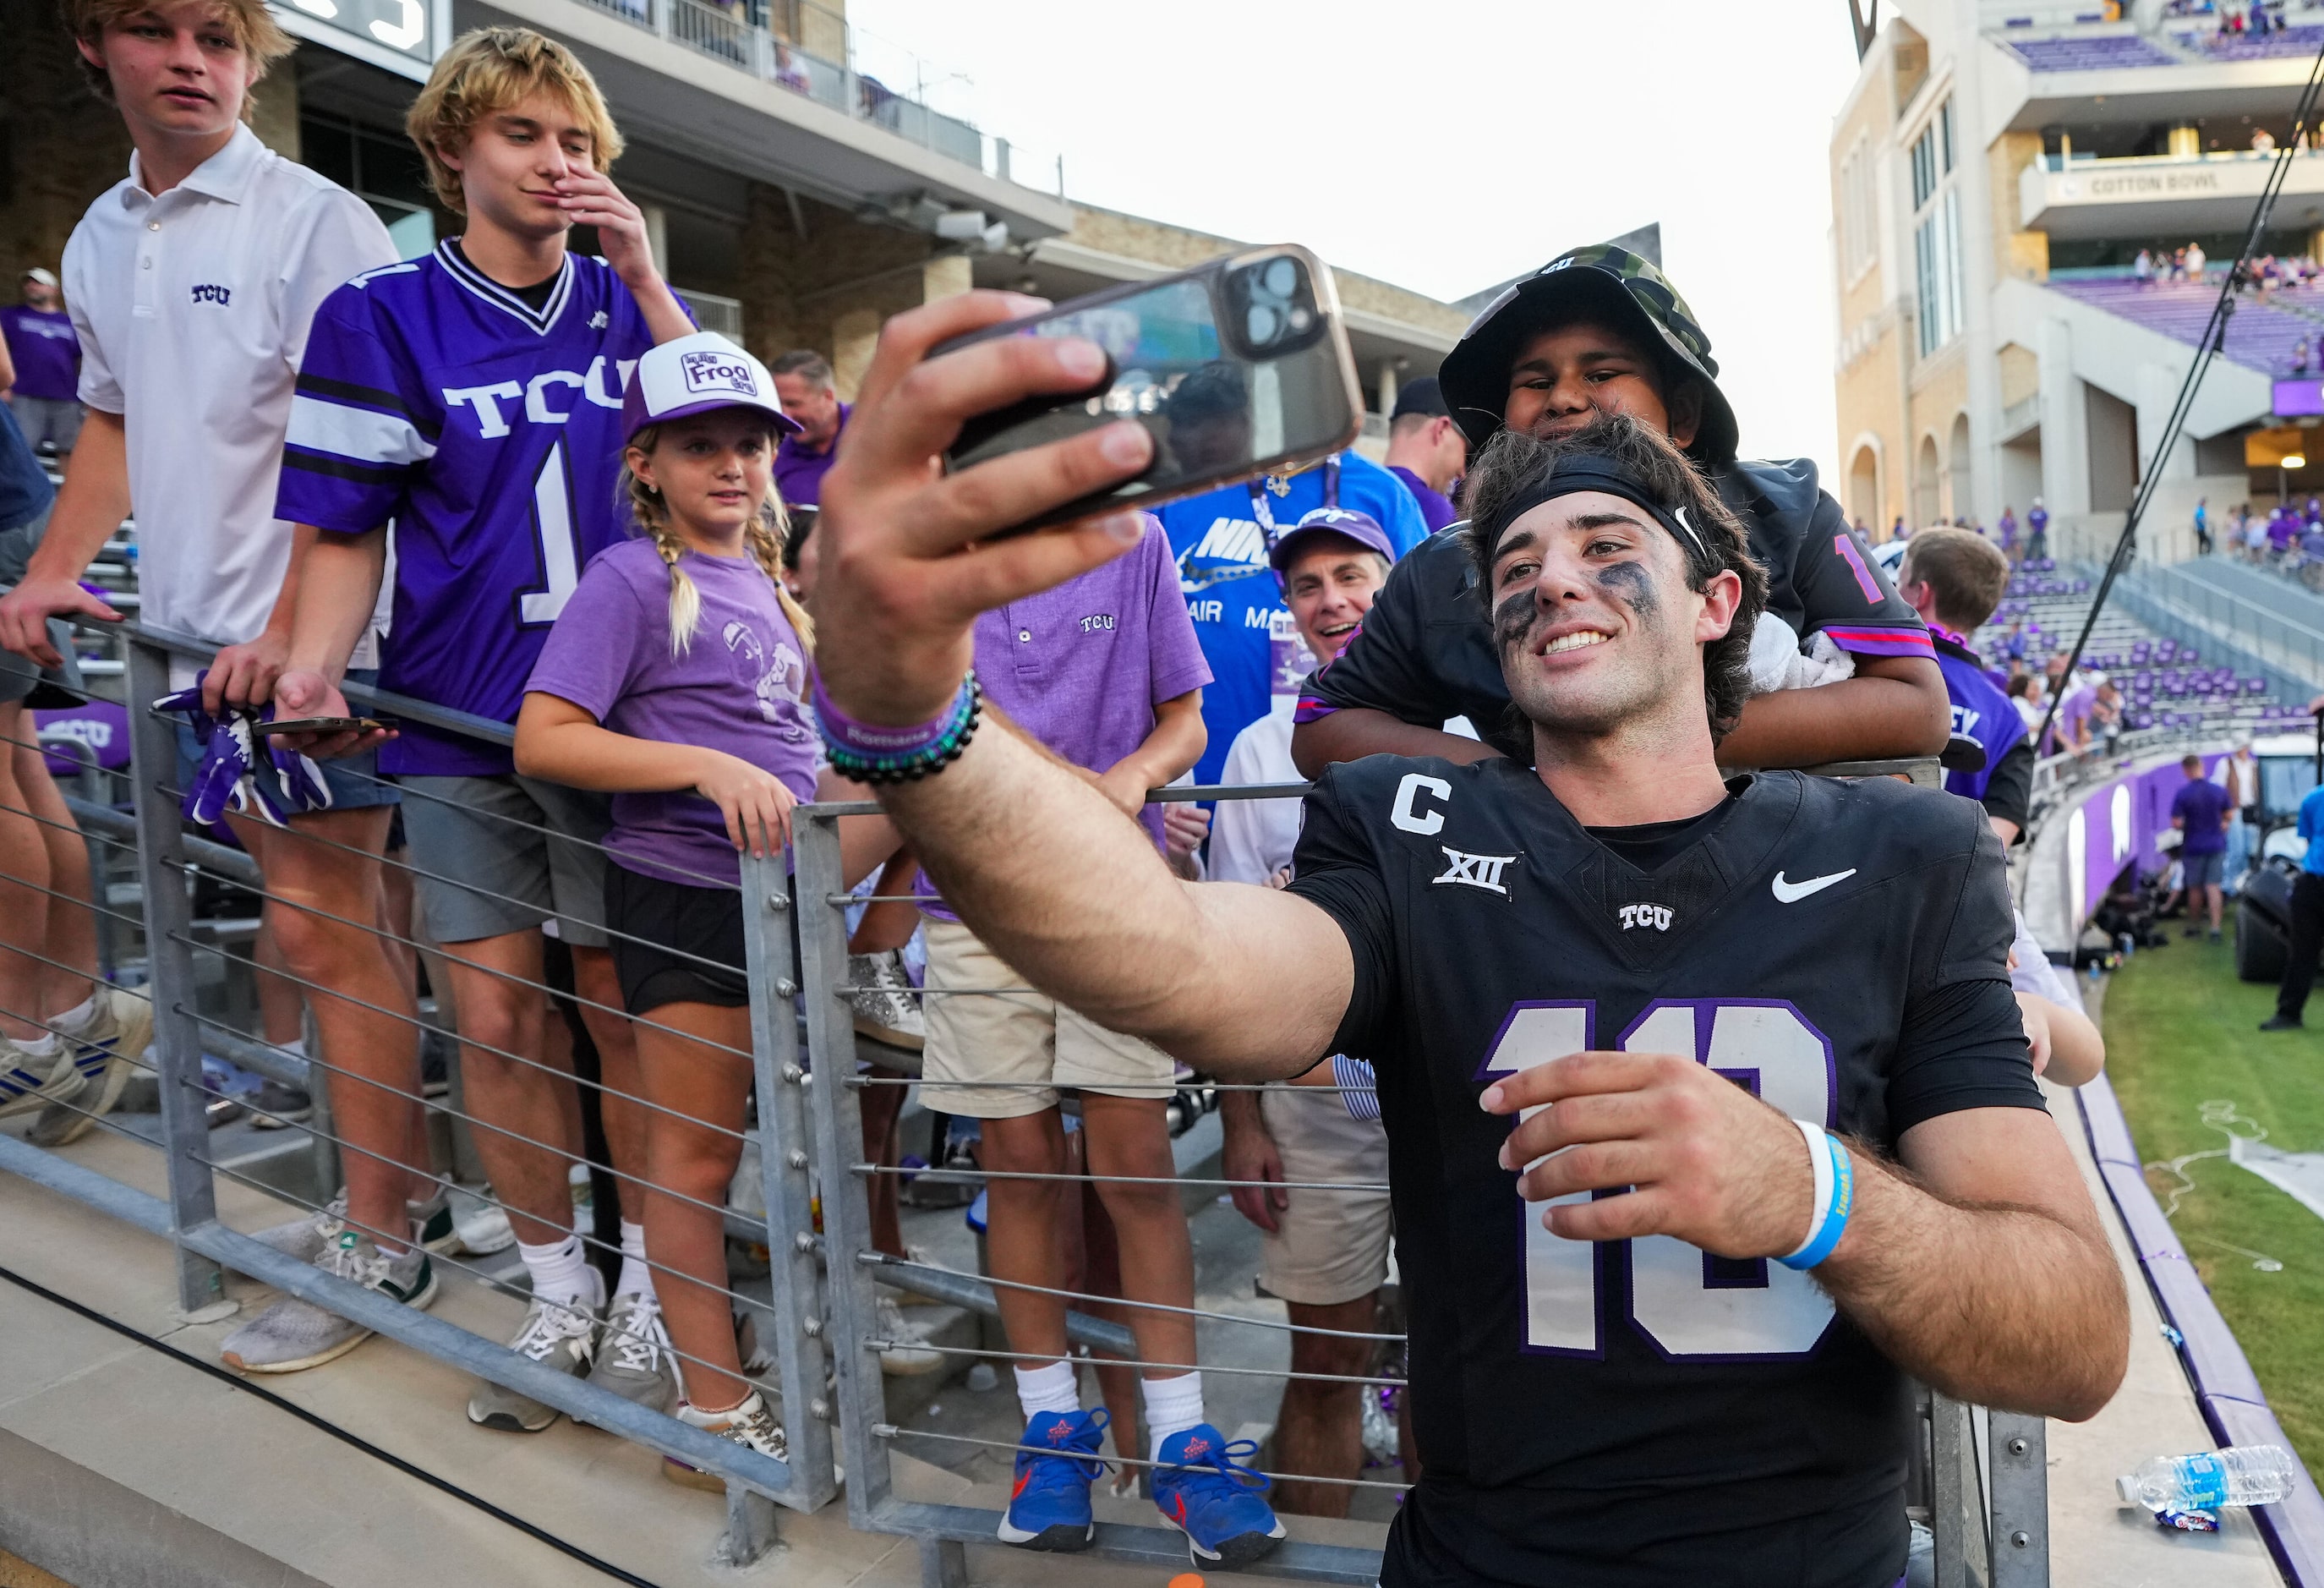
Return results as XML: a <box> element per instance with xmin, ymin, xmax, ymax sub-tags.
<box><xmin>1289</xmin><ymin>244</ymin><xmax>1953</xmax><ymax>776</ymax></box>
<box><xmin>807</xmin><ymin>294</ymin><xmax>2129</xmax><ymax>1585</ymax></box>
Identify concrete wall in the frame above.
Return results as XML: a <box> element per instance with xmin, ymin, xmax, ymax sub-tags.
<box><xmin>1</xmin><ymin>0</ymin><xmax>133</xmax><ymax>286</ymax></box>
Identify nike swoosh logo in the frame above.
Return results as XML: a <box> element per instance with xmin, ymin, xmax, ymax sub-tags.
<box><xmin>1771</xmin><ymin>868</ymin><xmax>1856</xmax><ymax>903</ymax></box>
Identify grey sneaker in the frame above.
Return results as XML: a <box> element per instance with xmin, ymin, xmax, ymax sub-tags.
<box><xmin>664</xmin><ymin>1391</ymin><xmax>789</xmax><ymax>1492</ymax></box>
<box><xmin>246</xmin><ymin>1196</ymin><xmax>348</xmax><ymax>1268</ymax></box>
<box><xmin>0</xmin><ymin>1036</ymin><xmax>88</xmax><ymax>1124</ymax></box>
<box><xmin>586</xmin><ymin>1290</ymin><xmax>680</xmax><ymax>1416</ymax></box>
<box><xmin>468</xmin><ymin>1285</ymin><xmax>604</xmax><ymax>1432</ymax></box>
<box><xmin>220</xmin><ymin>1231</ymin><xmax>437</xmax><ymax>1374</ymax></box>
<box><xmin>846</xmin><ymin>950</ymin><xmax>925</xmax><ymax>1050</ymax></box>
<box><xmin>29</xmin><ymin>987</ymin><xmax>153</xmax><ymax>1147</ymax></box>
<box><xmin>875</xmin><ymin>1294</ymin><xmax>944</xmax><ymax>1376</ymax></box>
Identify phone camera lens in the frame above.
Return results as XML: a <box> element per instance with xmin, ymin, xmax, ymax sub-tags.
<box><xmin>1247</xmin><ymin>304</ymin><xmax>1282</xmax><ymax>345</ymax></box>
<box><xmin>1288</xmin><ymin>306</ymin><xmax>1313</xmax><ymax>331</ymax></box>
<box><xmin>1262</xmin><ymin>259</ymin><xmax>1297</xmax><ymax>298</ymax></box>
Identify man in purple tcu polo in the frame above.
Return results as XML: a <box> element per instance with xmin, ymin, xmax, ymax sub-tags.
<box><xmin>2169</xmin><ymin>753</ymin><xmax>2233</xmax><ymax>941</ymax></box>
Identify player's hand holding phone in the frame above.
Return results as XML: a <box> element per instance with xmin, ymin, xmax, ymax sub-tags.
<box><xmin>1480</xmin><ymin>1050</ymin><xmax>1830</xmax><ymax>1262</ymax></box>
<box><xmin>809</xmin><ymin>291</ymin><xmax>1154</xmax><ymax>729</ymax></box>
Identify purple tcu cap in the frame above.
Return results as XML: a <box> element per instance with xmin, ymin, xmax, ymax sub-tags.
<box><xmin>621</xmin><ymin>331</ymin><xmax>802</xmax><ymax>444</ymax></box>
<box><xmin>1269</xmin><ymin>506</ymin><xmax>1396</xmax><ymax>573</ymax></box>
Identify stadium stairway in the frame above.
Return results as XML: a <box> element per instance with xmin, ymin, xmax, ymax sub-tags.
<box><xmin>2042</xmin><ymin>279</ymin><xmax>2324</xmax><ymax>380</ymax></box>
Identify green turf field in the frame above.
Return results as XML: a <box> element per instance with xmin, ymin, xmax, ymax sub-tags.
<box><xmin>2100</xmin><ymin>922</ymin><xmax>2324</xmax><ymax>1475</ymax></box>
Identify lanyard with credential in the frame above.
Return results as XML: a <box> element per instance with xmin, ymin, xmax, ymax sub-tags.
<box><xmin>1246</xmin><ymin>455</ymin><xmax>1342</xmax><ymax>553</ymax></box>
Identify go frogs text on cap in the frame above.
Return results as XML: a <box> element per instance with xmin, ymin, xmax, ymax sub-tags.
<box><xmin>621</xmin><ymin>331</ymin><xmax>802</xmax><ymax>443</ymax></box>
<box><xmin>1435</xmin><ymin>243</ymin><xmax>1739</xmax><ymax>464</ymax></box>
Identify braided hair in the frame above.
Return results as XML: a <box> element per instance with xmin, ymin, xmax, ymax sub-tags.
<box><xmin>622</xmin><ymin>419</ymin><xmax>816</xmax><ymax>658</ymax></box>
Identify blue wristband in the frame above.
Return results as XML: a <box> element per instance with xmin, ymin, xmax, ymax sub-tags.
<box><xmin>1778</xmin><ymin>1130</ymin><xmax>1854</xmax><ymax>1271</ymax></box>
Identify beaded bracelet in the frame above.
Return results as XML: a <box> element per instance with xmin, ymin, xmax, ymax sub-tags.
<box><xmin>814</xmin><ymin>673</ymin><xmax>982</xmax><ymax>785</ymax></box>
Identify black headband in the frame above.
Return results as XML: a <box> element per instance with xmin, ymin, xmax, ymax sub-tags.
<box><xmin>1477</xmin><ymin>457</ymin><xmax>1709</xmax><ymax>566</ymax></box>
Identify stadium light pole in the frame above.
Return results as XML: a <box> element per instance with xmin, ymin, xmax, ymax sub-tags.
<box><xmin>2030</xmin><ymin>33</ymin><xmax>2324</xmax><ymax>762</ymax></box>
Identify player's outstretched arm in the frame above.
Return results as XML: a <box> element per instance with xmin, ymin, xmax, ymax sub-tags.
<box><xmin>811</xmin><ymin>292</ymin><xmax>1354</xmax><ymax>1079</ymax></box>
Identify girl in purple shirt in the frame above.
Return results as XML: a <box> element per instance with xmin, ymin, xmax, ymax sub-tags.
<box><xmin>517</xmin><ymin>334</ymin><xmax>883</xmax><ymax>1480</ymax></box>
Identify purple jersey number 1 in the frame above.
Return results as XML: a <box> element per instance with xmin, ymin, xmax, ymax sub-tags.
<box><xmin>1834</xmin><ymin>533</ymin><xmax>1884</xmax><ymax>605</ymax></box>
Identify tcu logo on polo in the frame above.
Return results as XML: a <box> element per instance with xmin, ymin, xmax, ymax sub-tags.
<box><xmin>679</xmin><ymin>349</ymin><xmax>757</xmax><ymax>396</ymax></box>
<box><xmin>1618</xmin><ymin>903</ymin><xmax>1674</xmax><ymax>932</ymax></box>
<box><xmin>1433</xmin><ymin>846</ymin><xmax>1515</xmax><ymax>895</ymax></box>
<box><xmin>190</xmin><ymin>283</ymin><xmax>232</xmax><ymax>306</ymax></box>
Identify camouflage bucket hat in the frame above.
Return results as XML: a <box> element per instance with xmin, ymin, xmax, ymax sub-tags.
<box><xmin>1437</xmin><ymin>244</ymin><xmax>1740</xmax><ymax>464</ymax></box>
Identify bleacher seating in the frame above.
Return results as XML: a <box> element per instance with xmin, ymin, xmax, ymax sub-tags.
<box><xmin>1989</xmin><ymin>560</ymin><xmax>2309</xmax><ymax>737</ymax></box>
<box><xmin>2173</xmin><ymin>20</ymin><xmax>2324</xmax><ymax>57</ymax></box>
<box><xmin>2042</xmin><ymin>277</ymin><xmax>2324</xmax><ymax>377</ymax></box>
<box><xmin>2003</xmin><ymin>31</ymin><xmax>2180</xmax><ymax>68</ymax></box>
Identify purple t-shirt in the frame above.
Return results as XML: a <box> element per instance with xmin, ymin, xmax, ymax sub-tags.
<box><xmin>1</xmin><ymin>307</ymin><xmax>80</xmax><ymax>402</ymax></box>
<box><xmin>774</xmin><ymin>402</ymin><xmax>849</xmax><ymax>508</ymax></box>
<box><xmin>2171</xmin><ymin>776</ymin><xmax>2232</xmax><ymax>856</ymax></box>
<box><xmin>1386</xmin><ymin>464</ymin><xmax>1458</xmax><ymax>534</ymax></box>
<box><xmin>526</xmin><ymin>538</ymin><xmax>818</xmax><ymax>888</ymax></box>
<box><xmin>921</xmin><ymin>516</ymin><xmax>1211</xmax><ymax>923</ymax></box>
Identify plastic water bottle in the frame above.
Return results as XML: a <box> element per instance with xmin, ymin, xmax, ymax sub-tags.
<box><xmin>2117</xmin><ymin>1446</ymin><xmax>2299</xmax><ymax>1512</ymax></box>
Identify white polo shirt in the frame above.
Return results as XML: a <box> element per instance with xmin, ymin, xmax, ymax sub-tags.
<box><xmin>63</xmin><ymin>123</ymin><xmax>396</xmax><ymax>678</ymax></box>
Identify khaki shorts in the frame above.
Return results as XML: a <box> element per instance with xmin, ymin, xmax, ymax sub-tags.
<box><xmin>1257</xmin><ymin>1084</ymin><xmax>1392</xmax><ymax>1308</ymax></box>
<box><xmin>917</xmin><ymin>918</ymin><xmax>1176</xmax><ymax>1119</ymax></box>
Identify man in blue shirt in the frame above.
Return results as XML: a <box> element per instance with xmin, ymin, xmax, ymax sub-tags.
<box><xmin>1157</xmin><ymin>451</ymin><xmax>1425</xmax><ymax>784</ymax></box>
<box><xmin>2262</xmin><ymin>775</ymin><xmax>2324</xmax><ymax>1029</ymax></box>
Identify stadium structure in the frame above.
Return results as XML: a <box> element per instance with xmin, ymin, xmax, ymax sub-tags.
<box><xmin>1832</xmin><ymin>0</ymin><xmax>2324</xmax><ymax>562</ymax></box>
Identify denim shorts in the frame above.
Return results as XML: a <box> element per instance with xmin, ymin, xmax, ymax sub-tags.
<box><xmin>171</xmin><ymin>668</ymin><xmax>399</xmax><ymax>813</ymax></box>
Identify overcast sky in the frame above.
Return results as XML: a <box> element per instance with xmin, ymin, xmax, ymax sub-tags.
<box><xmin>850</xmin><ymin>0</ymin><xmax>1869</xmax><ymax>483</ymax></box>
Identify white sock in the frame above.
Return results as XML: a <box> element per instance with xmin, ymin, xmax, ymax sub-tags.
<box><xmin>1014</xmin><ymin>1358</ymin><xmax>1081</xmax><ymax>1423</ymax></box>
<box><xmin>48</xmin><ymin>994</ymin><xmax>98</xmax><ymax>1034</ymax></box>
<box><xmin>14</xmin><ymin>1032</ymin><xmax>58</xmax><ymax>1058</ymax></box>
<box><xmin>570</xmin><ymin>1162</ymin><xmax>594</xmax><ymax>1235</ymax></box>
<box><xmin>517</xmin><ymin>1234</ymin><xmax>599</xmax><ymax>1310</ymax></box>
<box><xmin>1141</xmin><ymin>1371</ymin><xmax>1206</xmax><ymax>1461</ymax></box>
<box><xmin>615</xmin><ymin>1218</ymin><xmax>655</xmax><ymax>1300</ymax></box>
<box><xmin>276</xmin><ymin>1037</ymin><xmax>308</xmax><ymax>1060</ymax></box>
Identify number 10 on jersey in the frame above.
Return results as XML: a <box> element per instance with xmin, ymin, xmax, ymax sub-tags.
<box><xmin>1479</xmin><ymin>999</ymin><xmax>1840</xmax><ymax>1362</ymax></box>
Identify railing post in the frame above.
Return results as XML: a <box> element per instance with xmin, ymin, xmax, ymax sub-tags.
<box><xmin>1987</xmin><ymin>1412</ymin><xmax>2049</xmax><ymax>1586</ymax></box>
<box><xmin>123</xmin><ymin>635</ymin><xmax>228</xmax><ymax>1318</ymax></box>
<box><xmin>1930</xmin><ymin>1389</ymin><xmax>1986</xmax><ymax>1588</ymax></box>
<box><xmin>739</xmin><ymin>846</ymin><xmax>837</xmax><ymax>1510</ymax></box>
<box><xmin>792</xmin><ymin>807</ymin><xmax>895</xmax><ymax>1526</ymax></box>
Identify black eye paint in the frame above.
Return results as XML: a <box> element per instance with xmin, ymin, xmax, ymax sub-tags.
<box><xmin>1594</xmin><ymin>560</ymin><xmax>1660</xmax><ymax>617</ymax></box>
<box><xmin>1493</xmin><ymin>588</ymin><xmax>1537</xmax><ymax>654</ymax></box>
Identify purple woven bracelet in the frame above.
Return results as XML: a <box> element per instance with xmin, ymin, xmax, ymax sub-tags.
<box><xmin>812</xmin><ymin>673</ymin><xmax>971</xmax><ymax>758</ymax></box>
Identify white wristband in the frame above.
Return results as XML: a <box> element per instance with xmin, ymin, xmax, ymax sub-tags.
<box><xmin>1779</xmin><ymin>1116</ymin><xmax>1836</xmax><ymax>1265</ymax></box>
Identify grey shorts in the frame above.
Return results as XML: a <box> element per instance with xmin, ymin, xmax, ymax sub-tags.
<box><xmin>398</xmin><ymin>772</ymin><xmax>614</xmax><ymax>948</ymax></box>
<box><xmin>0</xmin><ymin>512</ymin><xmax>85</xmax><ymax>706</ymax></box>
<box><xmin>2182</xmin><ymin>849</ymin><xmax>2224</xmax><ymax>891</ymax></box>
<box><xmin>12</xmin><ymin>397</ymin><xmax>83</xmax><ymax>455</ymax></box>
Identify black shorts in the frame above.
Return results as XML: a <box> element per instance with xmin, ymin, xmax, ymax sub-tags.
<box><xmin>605</xmin><ymin>862</ymin><xmax>751</xmax><ymax>1015</ymax></box>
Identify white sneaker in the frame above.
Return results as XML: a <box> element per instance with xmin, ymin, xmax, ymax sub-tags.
<box><xmin>245</xmin><ymin>1196</ymin><xmax>348</xmax><ymax>1268</ymax></box>
<box><xmin>453</xmin><ymin>1201</ymin><xmax>517</xmax><ymax>1257</ymax></box>
<box><xmin>874</xmin><ymin>1294</ymin><xmax>944</xmax><ymax>1376</ymax></box>
<box><xmin>220</xmin><ymin>1231</ymin><xmax>437</xmax><ymax>1374</ymax></box>
<box><xmin>0</xmin><ymin>1036</ymin><xmax>87</xmax><ymax>1124</ymax></box>
<box><xmin>467</xmin><ymin>1283</ymin><xmax>604</xmax><ymax>1433</ymax></box>
<box><xmin>664</xmin><ymin>1391</ymin><xmax>788</xmax><ymax>1492</ymax></box>
<box><xmin>28</xmin><ymin>988</ymin><xmax>152</xmax><ymax>1147</ymax></box>
<box><xmin>846</xmin><ymin>950</ymin><xmax>925</xmax><ymax>1050</ymax></box>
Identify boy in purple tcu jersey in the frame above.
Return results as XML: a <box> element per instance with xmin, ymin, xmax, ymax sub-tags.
<box><xmin>272</xmin><ymin>27</ymin><xmax>695</xmax><ymax>1434</ymax></box>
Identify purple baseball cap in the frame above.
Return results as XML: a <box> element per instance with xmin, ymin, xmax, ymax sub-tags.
<box><xmin>1269</xmin><ymin>506</ymin><xmax>1396</xmax><ymax>573</ymax></box>
<box><xmin>622</xmin><ymin>331</ymin><xmax>802</xmax><ymax>444</ymax></box>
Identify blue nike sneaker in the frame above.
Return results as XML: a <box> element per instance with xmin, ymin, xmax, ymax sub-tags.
<box><xmin>1152</xmin><ymin>1422</ymin><xmax>1286</xmax><ymax>1568</ymax></box>
<box><xmin>997</xmin><ymin>1407</ymin><xmax>1110</xmax><ymax>1552</ymax></box>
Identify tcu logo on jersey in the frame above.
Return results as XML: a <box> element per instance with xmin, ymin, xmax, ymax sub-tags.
<box><xmin>1618</xmin><ymin>903</ymin><xmax>1674</xmax><ymax>932</ymax></box>
<box><xmin>1435</xmin><ymin>846</ymin><xmax>1515</xmax><ymax>895</ymax></box>
<box><xmin>680</xmin><ymin>349</ymin><xmax>758</xmax><ymax>397</ymax></box>
<box><xmin>190</xmin><ymin>283</ymin><xmax>232</xmax><ymax>306</ymax></box>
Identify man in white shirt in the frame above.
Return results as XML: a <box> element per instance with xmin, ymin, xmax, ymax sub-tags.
<box><xmin>1212</xmin><ymin>506</ymin><xmax>1403</xmax><ymax>1514</ymax></box>
<box><xmin>0</xmin><ymin>0</ymin><xmax>438</xmax><ymax>1342</ymax></box>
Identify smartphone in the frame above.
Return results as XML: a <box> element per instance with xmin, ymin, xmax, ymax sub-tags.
<box><xmin>260</xmin><ymin>717</ymin><xmax>388</xmax><ymax>737</ymax></box>
<box><xmin>936</xmin><ymin>245</ymin><xmax>1364</xmax><ymax>534</ymax></box>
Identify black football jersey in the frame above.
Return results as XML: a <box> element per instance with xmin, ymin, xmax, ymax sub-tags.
<box><xmin>1285</xmin><ymin>758</ymin><xmax>2042</xmax><ymax>1587</ymax></box>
